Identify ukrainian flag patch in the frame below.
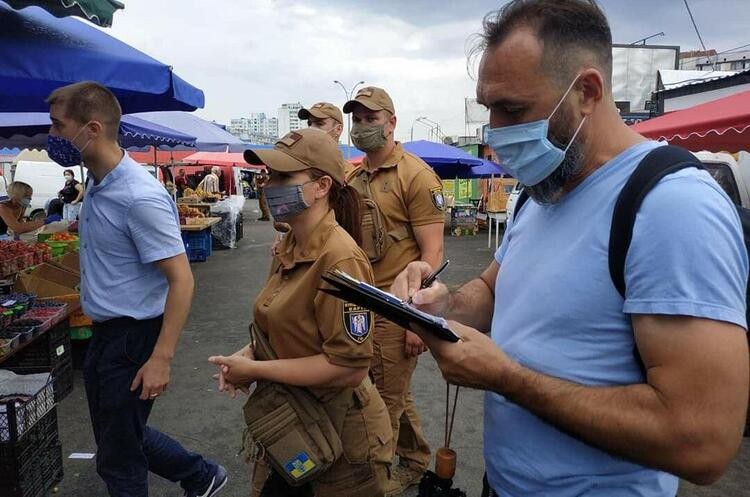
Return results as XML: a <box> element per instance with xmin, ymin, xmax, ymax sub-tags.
<box><xmin>284</xmin><ymin>452</ymin><xmax>316</xmax><ymax>479</ymax></box>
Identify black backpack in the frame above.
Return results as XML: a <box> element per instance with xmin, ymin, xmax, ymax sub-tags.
<box><xmin>514</xmin><ymin>145</ymin><xmax>750</xmax><ymax>370</ymax></box>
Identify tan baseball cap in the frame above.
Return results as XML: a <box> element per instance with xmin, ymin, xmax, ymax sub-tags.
<box><xmin>243</xmin><ymin>128</ymin><xmax>348</xmax><ymax>185</ymax></box>
<box><xmin>343</xmin><ymin>86</ymin><xmax>395</xmax><ymax>115</ymax></box>
<box><xmin>298</xmin><ymin>102</ymin><xmax>343</xmax><ymax>125</ymax></box>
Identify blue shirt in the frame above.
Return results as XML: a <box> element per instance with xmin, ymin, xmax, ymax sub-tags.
<box><xmin>79</xmin><ymin>152</ymin><xmax>185</xmax><ymax>322</ymax></box>
<box><xmin>487</xmin><ymin>141</ymin><xmax>747</xmax><ymax>497</ymax></box>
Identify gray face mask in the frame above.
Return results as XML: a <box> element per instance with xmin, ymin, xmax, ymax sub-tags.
<box><xmin>264</xmin><ymin>182</ymin><xmax>313</xmax><ymax>221</ymax></box>
<box><xmin>350</xmin><ymin>123</ymin><xmax>387</xmax><ymax>152</ymax></box>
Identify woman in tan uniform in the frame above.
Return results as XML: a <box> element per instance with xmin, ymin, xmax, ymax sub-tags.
<box><xmin>209</xmin><ymin>128</ymin><xmax>392</xmax><ymax>497</ymax></box>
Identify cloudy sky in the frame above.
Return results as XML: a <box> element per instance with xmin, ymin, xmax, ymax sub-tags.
<box><xmin>105</xmin><ymin>0</ymin><xmax>749</xmax><ymax>141</ymax></box>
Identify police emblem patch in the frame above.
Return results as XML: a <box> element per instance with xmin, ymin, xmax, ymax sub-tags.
<box><xmin>343</xmin><ymin>303</ymin><xmax>372</xmax><ymax>343</ymax></box>
<box><xmin>431</xmin><ymin>187</ymin><xmax>445</xmax><ymax>211</ymax></box>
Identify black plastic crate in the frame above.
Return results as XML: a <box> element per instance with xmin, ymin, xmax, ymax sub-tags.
<box><xmin>3</xmin><ymin>320</ymin><xmax>71</xmax><ymax>370</ymax></box>
<box><xmin>0</xmin><ymin>375</ymin><xmax>55</xmax><ymax>444</ymax></box>
<box><xmin>0</xmin><ymin>409</ymin><xmax>63</xmax><ymax>497</ymax></box>
<box><xmin>7</xmin><ymin>356</ymin><xmax>74</xmax><ymax>403</ymax></box>
<box><xmin>0</xmin><ymin>408</ymin><xmax>58</xmax><ymax>479</ymax></box>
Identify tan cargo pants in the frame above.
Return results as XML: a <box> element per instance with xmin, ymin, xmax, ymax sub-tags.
<box><xmin>370</xmin><ymin>319</ymin><xmax>431</xmax><ymax>471</ymax></box>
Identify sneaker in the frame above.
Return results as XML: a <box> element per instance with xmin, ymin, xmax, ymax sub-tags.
<box><xmin>185</xmin><ymin>464</ymin><xmax>228</xmax><ymax>497</ymax></box>
<box><xmin>385</xmin><ymin>464</ymin><xmax>424</xmax><ymax>497</ymax></box>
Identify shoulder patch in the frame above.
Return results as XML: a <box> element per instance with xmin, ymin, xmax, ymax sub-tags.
<box><xmin>343</xmin><ymin>302</ymin><xmax>372</xmax><ymax>343</ymax></box>
<box><xmin>430</xmin><ymin>187</ymin><xmax>446</xmax><ymax>211</ymax></box>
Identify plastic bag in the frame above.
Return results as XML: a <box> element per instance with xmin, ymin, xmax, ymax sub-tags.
<box><xmin>211</xmin><ymin>195</ymin><xmax>245</xmax><ymax>249</ymax></box>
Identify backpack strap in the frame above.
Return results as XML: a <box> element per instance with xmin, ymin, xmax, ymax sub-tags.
<box><xmin>609</xmin><ymin>145</ymin><xmax>703</xmax><ymax>298</ymax></box>
<box><xmin>513</xmin><ymin>188</ymin><xmax>531</xmax><ymax>222</ymax></box>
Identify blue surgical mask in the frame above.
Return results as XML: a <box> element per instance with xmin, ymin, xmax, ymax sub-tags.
<box><xmin>47</xmin><ymin>123</ymin><xmax>92</xmax><ymax>168</ymax></box>
<box><xmin>264</xmin><ymin>181</ymin><xmax>314</xmax><ymax>221</ymax></box>
<box><xmin>20</xmin><ymin>197</ymin><xmax>31</xmax><ymax>208</ymax></box>
<box><xmin>486</xmin><ymin>76</ymin><xmax>586</xmax><ymax>186</ymax></box>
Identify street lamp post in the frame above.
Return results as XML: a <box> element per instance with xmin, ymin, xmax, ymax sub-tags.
<box><xmin>418</xmin><ymin>117</ymin><xmax>445</xmax><ymax>142</ymax></box>
<box><xmin>333</xmin><ymin>80</ymin><xmax>365</xmax><ymax>153</ymax></box>
<box><xmin>410</xmin><ymin>116</ymin><xmax>427</xmax><ymax>141</ymax></box>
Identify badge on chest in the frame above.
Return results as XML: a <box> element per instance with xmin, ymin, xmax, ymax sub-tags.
<box><xmin>342</xmin><ymin>303</ymin><xmax>372</xmax><ymax>343</ymax></box>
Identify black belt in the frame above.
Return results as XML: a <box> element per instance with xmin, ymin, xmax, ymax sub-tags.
<box><xmin>92</xmin><ymin>315</ymin><xmax>163</xmax><ymax>333</ymax></box>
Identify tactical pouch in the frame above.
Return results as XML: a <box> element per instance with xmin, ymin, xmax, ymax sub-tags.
<box><xmin>350</xmin><ymin>170</ymin><xmax>411</xmax><ymax>263</ymax></box>
<box><xmin>360</xmin><ymin>197</ymin><xmax>389</xmax><ymax>262</ymax></box>
<box><xmin>242</xmin><ymin>324</ymin><xmax>346</xmax><ymax>487</ymax></box>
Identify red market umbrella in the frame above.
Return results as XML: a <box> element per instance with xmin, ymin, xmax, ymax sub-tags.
<box><xmin>632</xmin><ymin>90</ymin><xmax>750</xmax><ymax>152</ymax></box>
<box><xmin>183</xmin><ymin>151</ymin><xmax>265</xmax><ymax>170</ymax></box>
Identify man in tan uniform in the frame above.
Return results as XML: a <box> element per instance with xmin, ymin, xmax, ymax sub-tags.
<box><xmin>299</xmin><ymin>102</ymin><xmax>359</xmax><ymax>177</ymax></box>
<box><xmin>255</xmin><ymin>171</ymin><xmax>271</xmax><ymax>221</ymax></box>
<box><xmin>298</xmin><ymin>102</ymin><xmax>344</xmax><ymax>142</ymax></box>
<box><xmin>343</xmin><ymin>87</ymin><xmax>445</xmax><ymax>496</ymax></box>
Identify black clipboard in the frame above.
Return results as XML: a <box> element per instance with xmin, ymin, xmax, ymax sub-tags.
<box><xmin>320</xmin><ymin>269</ymin><xmax>461</xmax><ymax>343</ymax></box>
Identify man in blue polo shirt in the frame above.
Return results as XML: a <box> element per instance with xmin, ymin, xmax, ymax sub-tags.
<box><xmin>46</xmin><ymin>82</ymin><xmax>227</xmax><ymax>497</ymax></box>
<box><xmin>392</xmin><ymin>1</ymin><xmax>748</xmax><ymax>496</ymax></box>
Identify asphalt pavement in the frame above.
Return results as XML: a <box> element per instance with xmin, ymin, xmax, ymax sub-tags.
<box><xmin>54</xmin><ymin>200</ymin><xmax>749</xmax><ymax>497</ymax></box>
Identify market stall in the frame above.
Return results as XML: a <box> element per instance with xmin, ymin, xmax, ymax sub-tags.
<box><xmin>631</xmin><ymin>89</ymin><xmax>750</xmax><ymax>152</ymax></box>
<box><xmin>178</xmin><ymin>195</ymin><xmax>245</xmax><ymax>253</ymax></box>
<box><xmin>179</xmin><ymin>216</ymin><xmax>221</xmax><ymax>262</ymax></box>
<box><xmin>0</xmin><ymin>231</ymin><xmax>85</xmax><ymax>497</ymax></box>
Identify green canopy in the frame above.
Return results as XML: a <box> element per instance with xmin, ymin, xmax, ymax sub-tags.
<box><xmin>4</xmin><ymin>0</ymin><xmax>124</xmax><ymax>27</ymax></box>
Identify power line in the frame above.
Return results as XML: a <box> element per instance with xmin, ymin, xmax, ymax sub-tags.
<box><xmin>683</xmin><ymin>0</ymin><xmax>715</xmax><ymax>69</ymax></box>
<box><xmin>683</xmin><ymin>0</ymin><xmax>712</xmax><ymax>54</ymax></box>
<box><xmin>717</xmin><ymin>42</ymin><xmax>750</xmax><ymax>56</ymax></box>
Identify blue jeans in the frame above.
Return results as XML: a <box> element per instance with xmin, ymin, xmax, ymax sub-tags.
<box><xmin>84</xmin><ymin>316</ymin><xmax>214</xmax><ymax>497</ymax></box>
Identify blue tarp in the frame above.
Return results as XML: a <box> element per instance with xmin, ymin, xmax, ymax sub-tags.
<box><xmin>403</xmin><ymin>140</ymin><xmax>483</xmax><ymax>166</ymax></box>
<box><xmin>0</xmin><ymin>113</ymin><xmax>197</xmax><ymax>149</ymax></box>
<box><xmin>348</xmin><ymin>140</ymin><xmax>504</xmax><ymax>178</ymax></box>
<box><xmin>0</xmin><ymin>3</ymin><xmax>204</xmax><ymax>113</ymax></box>
<box><xmin>130</xmin><ymin>112</ymin><xmax>247</xmax><ymax>152</ymax></box>
<box><xmin>470</xmin><ymin>160</ymin><xmax>506</xmax><ymax>178</ymax></box>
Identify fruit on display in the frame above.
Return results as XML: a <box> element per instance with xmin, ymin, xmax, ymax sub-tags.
<box><xmin>48</xmin><ymin>232</ymin><xmax>79</xmax><ymax>242</ymax></box>
<box><xmin>182</xmin><ymin>187</ymin><xmax>220</xmax><ymax>201</ymax></box>
<box><xmin>0</xmin><ymin>242</ymin><xmax>52</xmax><ymax>276</ymax></box>
<box><xmin>177</xmin><ymin>204</ymin><xmax>206</xmax><ymax>219</ymax></box>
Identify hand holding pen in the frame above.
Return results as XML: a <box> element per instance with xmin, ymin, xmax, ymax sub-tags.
<box><xmin>407</xmin><ymin>260</ymin><xmax>450</xmax><ymax>305</ymax></box>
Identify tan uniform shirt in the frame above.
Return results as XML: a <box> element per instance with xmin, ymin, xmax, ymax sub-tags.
<box><xmin>347</xmin><ymin>143</ymin><xmax>445</xmax><ymax>289</ymax></box>
<box><xmin>253</xmin><ymin>210</ymin><xmax>376</xmax><ymax>375</ymax></box>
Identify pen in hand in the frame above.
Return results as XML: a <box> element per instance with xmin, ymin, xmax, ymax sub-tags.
<box><xmin>407</xmin><ymin>260</ymin><xmax>450</xmax><ymax>305</ymax></box>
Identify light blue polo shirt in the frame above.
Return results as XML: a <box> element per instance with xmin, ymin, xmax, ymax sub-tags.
<box><xmin>79</xmin><ymin>152</ymin><xmax>185</xmax><ymax>322</ymax></box>
<box><xmin>487</xmin><ymin>140</ymin><xmax>747</xmax><ymax>497</ymax></box>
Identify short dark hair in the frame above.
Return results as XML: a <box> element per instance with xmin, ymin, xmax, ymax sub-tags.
<box><xmin>46</xmin><ymin>81</ymin><xmax>122</xmax><ymax>140</ymax></box>
<box><xmin>63</xmin><ymin>169</ymin><xmax>75</xmax><ymax>176</ymax></box>
<box><xmin>473</xmin><ymin>0</ymin><xmax>612</xmax><ymax>88</ymax></box>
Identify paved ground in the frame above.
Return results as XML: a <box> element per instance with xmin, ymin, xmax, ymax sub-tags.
<box><xmin>54</xmin><ymin>201</ymin><xmax>748</xmax><ymax>496</ymax></box>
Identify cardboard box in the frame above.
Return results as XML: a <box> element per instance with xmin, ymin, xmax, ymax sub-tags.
<box><xmin>27</xmin><ymin>263</ymin><xmax>80</xmax><ymax>290</ymax></box>
<box><xmin>15</xmin><ymin>272</ymin><xmax>76</xmax><ymax>297</ymax></box>
<box><xmin>15</xmin><ymin>271</ymin><xmax>91</xmax><ymax>328</ymax></box>
<box><xmin>49</xmin><ymin>253</ymin><xmax>80</xmax><ymax>274</ymax></box>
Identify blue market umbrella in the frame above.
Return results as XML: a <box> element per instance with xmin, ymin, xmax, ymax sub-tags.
<box><xmin>130</xmin><ymin>112</ymin><xmax>246</xmax><ymax>152</ymax></box>
<box><xmin>0</xmin><ymin>112</ymin><xmax>197</xmax><ymax>149</ymax></box>
<box><xmin>0</xmin><ymin>3</ymin><xmax>204</xmax><ymax>113</ymax></box>
<box><xmin>3</xmin><ymin>0</ymin><xmax>124</xmax><ymax>27</ymax></box>
<box><xmin>399</xmin><ymin>140</ymin><xmax>483</xmax><ymax>179</ymax></box>
<box><xmin>469</xmin><ymin>160</ymin><xmax>507</xmax><ymax>178</ymax></box>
